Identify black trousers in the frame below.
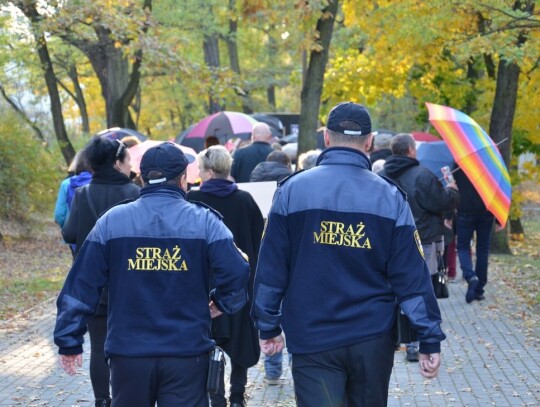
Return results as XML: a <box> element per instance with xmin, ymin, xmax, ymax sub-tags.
<box><xmin>110</xmin><ymin>354</ymin><xmax>209</xmax><ymax>407</ymax></box>
<box><xmin>291</xmin><ymin>334</ymin><xmax>395</xmax><ymax>407</ymax></box>
<box><xmin>209</xmin><ymin>359</ymin><xmax>247</xmax><ymax>406</ymax></box>
<box><xmin>87</xmin><ymin>314</ymin><xmax>109</xmax><ymax>400</ymax></box>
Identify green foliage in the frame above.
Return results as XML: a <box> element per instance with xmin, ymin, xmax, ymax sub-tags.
<box><xmin>0</xmin><ymin>109</ymin><xmax>62</xmax><ymax>220</ymax></box>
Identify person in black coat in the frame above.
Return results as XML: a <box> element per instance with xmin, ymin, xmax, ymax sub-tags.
<box><xmin>187</xmin><ymin>145</ymin><xmax>262</xmax><ymax>407</ymax></box>
<box><xmin>62</xmin><ymin>135</ymin><xmax>140</xmax><ymax>407</ymax></box>
<box><xmin>230</xmin><ymin>122</ymin><xmax>274</xmax><ymax>182</ymax></box>
<box><xmin>250</xmin><ymin>150</ymin><xmax>292</xmax><ymax>182</ymax></box>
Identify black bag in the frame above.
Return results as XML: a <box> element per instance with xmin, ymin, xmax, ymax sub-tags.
<box><xmin>431</xmin><ymin>252</ymin><xmax>449</xmax><ymax>299</ymax></box>
<box><xmin>207</xmin><ymin>346</ymin><xmax>225</xmax><ymax>395</ymax></box>
<box><xmin>393</xmin><ymin>306</ymin><xmax>417</xmax><ymax>346</ymax></box>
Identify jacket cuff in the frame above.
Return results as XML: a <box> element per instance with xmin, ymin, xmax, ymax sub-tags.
<box><xmin>259</xmin><ymin>328</ymin><xmax>282</xmax><ymax>340</ymax></box>
<box><xmin>209</xmin><ymin>289</ymin><xmax>225</xmax><ymax>313</ymax></box>
<box><xmin>58</xmin><ymin>345</ymin><xmax>83</xmax><ymax>356</ymax></box>
<box><xmin>419</xmin><ymin>342</ymin><xmax>440</xmax><ymax>354</ymax></box>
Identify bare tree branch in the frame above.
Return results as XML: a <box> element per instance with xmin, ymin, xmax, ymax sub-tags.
<box><xmin>0</xmin><ymin>83</ymin><xmax>46</xmax><ymax>143</ymax></box>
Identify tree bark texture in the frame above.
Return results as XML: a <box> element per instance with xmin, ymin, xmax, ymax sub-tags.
<box><xmin>16</xmin><ymin>2</ymin><xmax>75</xmax><ymax>165</ymax></box>
<box><xmin>66</xmin><ymin>64</ymin><xmax>90</xmax><ymax>133</ymax></box>
<box><xmin>488</xmin><ymin>0</ymin><xmax>534</xmax><ymax>253</ymax></box>
<box><xmin>298</xmin><ymin>0</ymin><xmax>339</xmax><ymax>155</ymax></box>
<box><xmin>226</xmin><ymin>0</ymin><xmax>253</xmax><ymax>113</ymax></box>
<box><xmin>204</xmin><ymin>33</ymin><xmax>222</xmax><ymax>114</ymax></box>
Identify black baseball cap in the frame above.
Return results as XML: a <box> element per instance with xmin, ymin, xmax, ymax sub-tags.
<box><xmin>326</xmin><ymin>102</ymin><xmax>372</xmax><ymax>136</ymax></box>
<box><xmin>140</xmin><ymin>142</ymin><xmax>195</xmax><ymax>184</ymax></box>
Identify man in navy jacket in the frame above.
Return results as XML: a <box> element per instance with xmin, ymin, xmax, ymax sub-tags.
<box><xmin>252</xmin><ymin>102</ymin><xmax>445</xmax><ymax>407</ymax></box>
<box><xmin>54</xmin><ymin>143</ymin><xmax>250</xmax><ymax>407</ymax></box>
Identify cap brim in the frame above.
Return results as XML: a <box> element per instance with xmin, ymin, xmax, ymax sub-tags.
<box><xmin>184</xmin><ymin>153</ymin><xmax>195</xmax><ymax>164</ymax></box>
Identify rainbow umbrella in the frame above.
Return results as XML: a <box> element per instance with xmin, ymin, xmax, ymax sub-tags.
<box><xmin>426</xmin><ymin>102</ymin><xmax>511</xmax><ymax>227</ymax></box>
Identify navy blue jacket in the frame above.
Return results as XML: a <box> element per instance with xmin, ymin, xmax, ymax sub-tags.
<box><xmin>231</xmin><ymin>141</ymin><xmax>274</xmax><ymax>183</ymax></box>
<box><xmin>252</xmin><ymin>147</ymin><xmax>445</xmax><ymax>355</ymax></box>
<box><xmin>54</xmin><ymin>185</ymin><xmax>250</xmax><ymax>358</ymax></box>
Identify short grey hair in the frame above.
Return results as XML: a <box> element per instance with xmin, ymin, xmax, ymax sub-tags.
<box><xmin>374</xmin><ymin>132</ymin><xmax>393</xmax><ymax>150</ymax></box>
<box><xmin>297</xmin><ymin>149</ymin><xmax>321</xmax><ymax>170</ymax></box>
<box><xmin>390</xmin><ymin>133</ymin><xmax>416</xmax><ymax>156</ymax></box>
<box><xmin>197</xmin><ymin>145</ymin><xmax>232</xmax><ymax>179</ymax></box>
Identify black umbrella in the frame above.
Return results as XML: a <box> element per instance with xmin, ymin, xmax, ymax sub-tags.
<box><xmin>97</xmin><ymin>127</ymin><xmax>148</xmax><ymax>142</ymax></box>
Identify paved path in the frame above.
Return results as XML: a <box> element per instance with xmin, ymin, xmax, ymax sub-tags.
<box><xmin>1</xmin><ymin>280</ymin><xmax>539</xmax><ymax>406</ymax></box>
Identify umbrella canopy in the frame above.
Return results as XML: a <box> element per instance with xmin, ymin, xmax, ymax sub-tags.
<box><xmin>412</xmin><ymin>132</ymin><xmax>440</xmax><ymax>142</ymax></box>
<box><xmin>426</xmin><ymin>102</ymin><xmax>511</xmax><ymax>227</ymax></box>
<box><xmin>128</xmin><ymin>140</ymin><xmax>199</xmax><ymax>184</ymax></box>
<box><xmin>251</xmin><ymin>113</ymin><xmax>284</xmax><ymax>138</ymax></box>
<box><xmin>97</xmin><ymin>127</ymin><xmax>148</xmax><ymax>142</ymax></box>
<box><xmin>180</xmin><ymin>112</ymin><xmax>259</xmax><ymax>153</ymax></box>
<box><xmin>186</xmin><ymin>111</ymin><xmax>259</xmax><ymax>141</ymax></box>
<box><xmin>416</xmin><ymin>141</ymin><xmax>455</xmax><ymax>179</ymax></box>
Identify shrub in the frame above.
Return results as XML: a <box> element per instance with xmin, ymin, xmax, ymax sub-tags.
<box><xmin>0</xmin><ymin>112</ymin><xmax>63</xmax><ymax>221</ymax></box>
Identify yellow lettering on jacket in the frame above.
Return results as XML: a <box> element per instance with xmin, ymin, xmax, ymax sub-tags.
<box><xmin>127</xmin><ymin>245</ymin><xmax>188</xmax><ymax>272</ymax></box>
<box><xmin>313</xmin><ymin>221</ymin><xmax>371</xmax><ymax>249</ymax></box>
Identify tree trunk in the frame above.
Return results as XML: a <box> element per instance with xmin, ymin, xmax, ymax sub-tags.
<box><xmin>17</xmin><ymin>2</ymin><xmax>75</xmax><ymax>165</ymax></box>
<box><xmin>65</xmin><ymin>1</ymin><xmax>151</xmax><ymax>130</ymax></box>
<box><xmin>489</xmin><ymin>1</ymin><xmax>534</xmax><ymax>254</ymax></box>
<box><xmin>204</xmin><ymin>33</ymin><xmax>222</xmax><ymax>114</ymax></box>
<box><xmin>66</xmin><ymin>64</ymin><xmax>90</xmax><ymax>133</ymax></box>
<box><xmin>488</xmin><ymin>60</ymin><xmax>519</xmax><ymax>255</ymax></box>
<box><xmin>226</xmin><ymin>0</ymin><xmax>253</xmax><ymax>113</ymax></box>
<box><xmin>266</xmin><ymin>32</ymin><xmax>277</xmax><ymax>110</ymax></box>
<box><xmin>298</xmin><ymin>0</ymin><xmax>339</xmax><ymax>154</ymax></box>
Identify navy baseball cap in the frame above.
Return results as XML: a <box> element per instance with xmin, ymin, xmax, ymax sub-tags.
<box><xmin>140</xmin><ymin>142</ymin><xmax>195</xmax><ymax>184</ymax></box>
<box><xmin>326</xmin><ymin>102</ymin><xmax>372</xmax><ymax>136</ymax></box>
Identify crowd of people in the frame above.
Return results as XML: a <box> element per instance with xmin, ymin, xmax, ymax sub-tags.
<box><xmin>52</xmin><ymin>102</ymin><xmax>498</xmax><ymax>407</ymax></box>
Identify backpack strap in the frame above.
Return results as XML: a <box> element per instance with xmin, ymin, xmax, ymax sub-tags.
<box><xmin>84</xmin><ymin>185</ymin><xmax>99</xmax><ymax>220</ymax></box>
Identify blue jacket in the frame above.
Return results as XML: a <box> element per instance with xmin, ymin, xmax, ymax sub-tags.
<box><xmin>54</xmin><ymin>177</ymin><xmax>70</xmax><ymax>227</ymax></box>
<box><xmin>252</xmin><ymin>147</ymin><xmax>445</xmax><ymax>355</ymax></box>
<box><xmin>54</xmin><ymin>185</ymin><xmax>250</xmax><ymax>358</ymax></box>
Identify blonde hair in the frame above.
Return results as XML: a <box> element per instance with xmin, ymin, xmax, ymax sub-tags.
<box><xmin>197</xmin><ymin>145</ymin><xmax>232</xmax><ymax>179</ymax></box>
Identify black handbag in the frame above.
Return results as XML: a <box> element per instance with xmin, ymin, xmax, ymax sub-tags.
<box><xmin>431</xmin><ymin>252</ymin><xmax>449</xmax><ymax>299</ymax></box>
<box><xmin>207</xmin><ymin>346</ymin><xmax>225</xmax><ymax>395</ymax></box>
<box><xmin>393</xmin><ymin>307</ymin><xmax>418</xmax><ymax>346</ymax></box>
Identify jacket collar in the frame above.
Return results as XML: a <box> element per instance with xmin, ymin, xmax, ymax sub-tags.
<box><xmin>316</xmin><ymin>147</ymin><xmax>372</xmax><ymax>171</ymax></box>
<box><xmin>140</xmin><ymin>184</ymin><xmax>187</xmax><ymax>199</ymax></box>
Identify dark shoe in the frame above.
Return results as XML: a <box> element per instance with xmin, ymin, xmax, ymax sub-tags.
<box><xmin>230</xmin><ymin>403</ymin><xmax>245</xmax><ymax>407</ymax></box>
<box><xmin>264</xmin><ymin>376</ymin><xmax>281</xmax><ymax>385</ymax></box>
<box><xmin>475</xmin><ymin>294</ymin><xmax>485</xmax><ymax>301</ymax></box>
<box><xmin>405</xmin><ymin>347</ymin><xmax>419</xmax><ymax>362</ymax></box>
<box><xmin>466</xmin><ymin>277</ymin><xmax>479</xmax><ymax>303</ymax></box>
<box><xmin>95</xmin><ymin>399</ymin><xmax>111</xmax><ymax>407</ymax></box>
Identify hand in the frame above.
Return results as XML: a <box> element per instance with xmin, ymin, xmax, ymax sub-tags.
<box><xmin>209</xmin><ymin>301</ymin><xmax>223</xmax><ymax>319</ymax></box>
<box><xmin>419</xmin><ymin>353</ymin><xmax>441</xmax><ymax>379</ymax></box>
<box><xmin>446</xmin><ymin>181</ymin><xmax>458</xmax><ymax>190</ymax></box>
<box><xmin>260</xmin><ymin>335</ymin><xmax>285</xmax><ymax>356</ymax></box>
<box><xmin>444</xmin><ymin>219</ymin><xmax>453</xmax><ymax>229</ymax></box>
<box><xmin>59</xmin><ymin>354</ymin><xmax>82</xmax><ymax>376</ymax></box>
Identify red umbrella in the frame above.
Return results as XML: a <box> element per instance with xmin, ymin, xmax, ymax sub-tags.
<box><xmin>128</xmin><ymin>140</ymin><xmax>199</xmax><ymax>184</ymax></box>
<box><xmin>186</xmin><ymin>111</ymin><xmax>258</xmax><ymax>140</ymax></box>
<box><xmin>411</xmin><ymin>132</ymin><xmax>440</xmax><ymax>142</ymax></box>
